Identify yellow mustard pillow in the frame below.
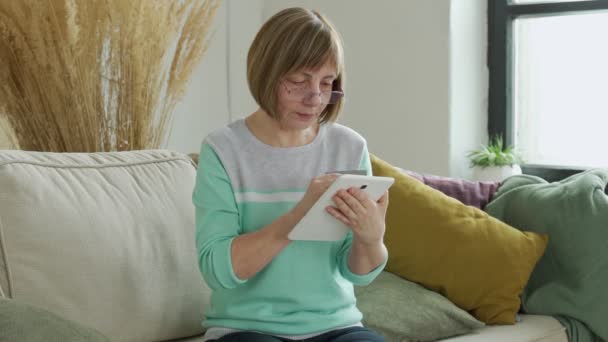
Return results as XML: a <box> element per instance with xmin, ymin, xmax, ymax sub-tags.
<box><xmin>371</xmin><ymin>154</ymin><xmax>548</xmax><ymax>324</ymax></box>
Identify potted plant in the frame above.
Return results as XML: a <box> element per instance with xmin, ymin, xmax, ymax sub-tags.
<box><xmin>467</xmin><ymin>136</ymin><xmax>523</xmax><ymax>182</ymax></box>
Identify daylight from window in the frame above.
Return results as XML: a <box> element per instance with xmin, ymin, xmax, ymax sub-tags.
<box><xmin>513</xmin><ymin>11</ymin><xmax>608</xmax><ymax>168</ymax></box>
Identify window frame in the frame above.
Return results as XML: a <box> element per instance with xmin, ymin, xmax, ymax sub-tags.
<box><xmin>487</xmin><ymin>0</ymin><xmax>608</xmax><ymax>182</ymax></box>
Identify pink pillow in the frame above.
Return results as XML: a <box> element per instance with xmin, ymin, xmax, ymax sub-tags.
<box><xmin>402</xmin><ymin>170</ymin><xmax>500</xmax><ymax>209</ymax></box>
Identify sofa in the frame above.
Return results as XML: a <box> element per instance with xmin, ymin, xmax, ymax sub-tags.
<box><xmin>0</xmin><ymin>148</ymin><xmax>600</xmax><ymax>341</ymax></box>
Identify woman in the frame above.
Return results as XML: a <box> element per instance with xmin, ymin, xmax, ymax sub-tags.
<box><xmin>193</xmin><ymin>7</ymin><xmax>388</xmax><ymax>342</ymax></box>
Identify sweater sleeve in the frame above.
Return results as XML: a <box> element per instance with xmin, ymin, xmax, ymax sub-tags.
<box><xmin>336</xmin><ymin>142</ymin><xmax>387</xmax><ymax>286</ymax></box>
<box><xmin>192</xmin><ymin>143</ymin><xmax>247</xmax><ymax>290</ymax></box>
<box><xmin>337</xmin><ymin>232</ymin><xmax>386</xmax><ymax>286</ymax></box>
<box><xmin>359</xmin><ymin>142</ymin><xmax>372</xmax><ymax>176</ymax></box>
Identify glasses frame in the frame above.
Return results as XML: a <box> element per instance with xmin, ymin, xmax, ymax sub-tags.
<box><xmin>280</xmin><ymin>80</ymin><xmax>344</xmax><ymax>105</ymax></box>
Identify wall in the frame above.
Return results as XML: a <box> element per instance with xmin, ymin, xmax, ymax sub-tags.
<box><xmin>261</xmin><ymin>0</ymin><xmax>453</xmax><ymax>176</ymax></box>
<box><xmin>1</xmin><ymin>0</ymin><xmax>487</xmax><ymax>179</ymax></box>
<box><xmin>449</xmin><ymin>0</ymin><xmax>488</xmax><ymax>179</ymax></box>
<box><xmin>259</xmin><ymin>0</ymin><xmax>488</xmax><ymax>178</ymax></box>
<box><xmin>219</xmin><ymin>0</ymin><xmax>486</xmax><ymax>178</ymax></box>
<box><xmin>168</xmin><ymin>0</ymin><xmax>262</xmax><ymax>154</ymax></box>
<box><xmin>166</xmin><ymin>4</ymin><xmax>229</xmax><ymax>155</ymax></box>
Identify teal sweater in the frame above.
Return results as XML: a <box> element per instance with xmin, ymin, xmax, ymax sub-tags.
<box><xmin>192</xmin><ymin>119</ymin><xmax>386</xmax><ymax>335</ymax></box>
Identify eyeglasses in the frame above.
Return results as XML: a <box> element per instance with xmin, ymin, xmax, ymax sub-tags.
<box><xmin>281</xmin><ymin>81</ymin><xmax>344</xmax><ymax>105</ymax></box>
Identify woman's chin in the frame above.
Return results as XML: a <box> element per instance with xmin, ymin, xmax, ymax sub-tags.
<box><xmin>277</xmin><ymin>112</ymin><xmax>319</xmax><ymax>131</ymax></box>
<box><xmin>291</xmin><ymin>112</ymin><xmax>317</xmax><ymax>125</ymax></box>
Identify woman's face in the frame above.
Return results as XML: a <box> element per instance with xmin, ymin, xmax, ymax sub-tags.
<box><xmin>275</xmin><ymin>61</ymin><xmax>337</xmax><ymax>130</ymax></box>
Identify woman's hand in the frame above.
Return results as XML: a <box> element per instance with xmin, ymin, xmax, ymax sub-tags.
<box><xmin>298</xmin><ymin>174</ymin><xmax>341</xmax><ymax>213</ymax></box>
<box><xmin>327</xmin><ymin>188</ymin><xmax>389</xmax><ymax>245</ymax></box>
<box><xmin>284</xmin><ymin>174</ymin><xmax>340</xmax><ymax>239</ymax></box>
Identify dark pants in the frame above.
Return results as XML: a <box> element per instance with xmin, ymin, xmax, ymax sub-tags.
<box><xmin>208</xmin><ymin>326</ymin><xmax>384</xmax><ymax>342</ymax></box>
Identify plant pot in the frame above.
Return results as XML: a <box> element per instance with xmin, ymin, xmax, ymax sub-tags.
<box><xmin>472</xmin><ymin>165</ymin><xmax>522</xmax><ymax>182</ymax></box>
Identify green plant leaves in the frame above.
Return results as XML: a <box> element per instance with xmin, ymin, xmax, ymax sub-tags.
<box><xmin>467</xmin><ymin>135</ymin><xmax>523</xmax><ymax>167</ymax></box>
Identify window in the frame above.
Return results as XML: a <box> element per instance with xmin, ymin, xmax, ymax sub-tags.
<box><xmin>488</xmin><ymin>0</ymin><xmax>608</xmax><ymax>181</ymax></box>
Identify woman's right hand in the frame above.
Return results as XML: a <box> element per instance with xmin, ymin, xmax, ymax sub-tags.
<box><xmin>298</xmin><ymin>173</ymin><xmax>341</xmax><ymax>213</ymax></box>
<box><xmin>232</xmin><ymin>173</ymin><xmax>342</xmax><ymax>279</ymax></box>
<box><xmin>279</xmin><ymin>174</ymin><xmax>340</xmax><ymax>241</ymax></box>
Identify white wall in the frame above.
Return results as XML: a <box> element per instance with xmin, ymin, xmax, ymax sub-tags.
<box><xmin>226</xmin><ymin>0</ymin><xmax>263</xmax><ymax>120</ymax></box>
<box><xmin>167</xmin><ymin>0</ymin><xmax>262</xmax><ymax>154</ymax></box>
<box><xmin>449</xmin><ymin>0</ymin><xmax>488</xmax><ymax>179</ymax></box>
<box><xmin>262</xmin><ymin>0</ymin><xmax>452</xmax><ymax>176</ymax></box>
<box><xmin>169</xmin><ymin>0</ymin><xmax>488</xmax><ymax>178</ymax></box>
<box><xmin>166</xmin><ymin>1</ymin><xmax>229</xmax><ymax>154</ymax></box>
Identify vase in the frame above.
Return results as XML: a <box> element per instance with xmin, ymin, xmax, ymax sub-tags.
<box><xmin>472</xmin><ymin>165</ymin><xmax>522</xmax><ymax>182</ymax></box>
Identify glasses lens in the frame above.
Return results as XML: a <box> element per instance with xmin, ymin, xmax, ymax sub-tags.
<box><xmin>284</xmin><ymin>82</ymin><xmax>344</xmax><ymax>104</ymax></box>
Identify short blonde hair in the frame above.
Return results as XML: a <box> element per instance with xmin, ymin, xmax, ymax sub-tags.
<box><xmin>247</xmin><ymin>8</ymin><xmax>345</xmax><ymax>124</ymax></box>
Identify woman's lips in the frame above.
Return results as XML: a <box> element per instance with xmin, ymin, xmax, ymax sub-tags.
<box><xmin>295</xmin><ymin>112</ymin><xmax>314</xmax><ymax>120</ymax></box>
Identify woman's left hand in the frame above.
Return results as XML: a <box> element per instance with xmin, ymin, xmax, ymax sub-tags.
<box><xmin>326</xmin><ymin>188</ymin><xmax>389</xmax><ymax>245</ymax></box>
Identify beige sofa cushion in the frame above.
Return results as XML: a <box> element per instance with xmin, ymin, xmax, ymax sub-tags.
<box><xmin>0</xmin><ymin>150</ymin><xmax>210</xmax><ymax>342</ymax></box>
<box><xmin>440</xmin><ymin>314</ymin><xmax>567</xmax><ymax>342</ymax></box>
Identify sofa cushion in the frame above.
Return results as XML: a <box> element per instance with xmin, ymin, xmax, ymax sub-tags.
<box><xmin>355</xmin><ymin>271</ymin><xmax>484</xmax><ymax>341</ymax></box>
<box><xmin>0</xmin><ymin>298</ymin><xmax>110</xmax><ymax>342</ymax></box>
<box><xmin>370</xmin><ymin>154</ymin><xmax>548</xmax><ymax>324</ymax></box>
<box><xmin>0</xmin><ymin>150</ymin><xmax>209</xmax><ymax>342</ymax></box>
<box><xmin>404</xmin><ymin>170</ymin><xmax>500</xmax><ymax>209</ymax></box>
<box><xmin>485</xmin><ymin>170</ymin><xmax>608</xmax><ymax>341</ymax></box>
<box><xmin>439</xmin><ymin>314</ymin><xmax>567</xmax><ymax>342</ymax></box>
<box><xmin>164</xmin><ymin>335</ymin><xmax>206</xmax><ymax>342</ymax></box>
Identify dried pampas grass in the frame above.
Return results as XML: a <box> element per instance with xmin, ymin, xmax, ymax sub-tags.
<box><xmin>0</xmin><ymin>0</ymin><xmax>220</xmax><ymax>152</ymax></box>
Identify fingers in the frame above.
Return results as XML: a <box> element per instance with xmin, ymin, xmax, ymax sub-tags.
<box><xmin>346</xmin><ymin>187</ymin><xmax>374</xmax><ymax>209</ymax></box>
<box><xmin>344</xmin><ymin>189</ymin><xmax>368</xmax><ymax>212</ymax></box>
<box><xmin>332</xmin><ymin>194</ymin><xmax>358</xmax><ymax>220</ymax></box>
<box><xmin>333</xmin><ymin>188</ymin><xmax>369</xmax><ymax>222</ymax></box>
<box><xmin>326</xmin><ymin>206</ymin><xmax>351</xmax><ymax>226</ymax></box>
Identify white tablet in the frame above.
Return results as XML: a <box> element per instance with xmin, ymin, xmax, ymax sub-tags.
<box><xmin>288</xmin><ymin>175</ymin><xmax>395</xmax><ymax>241</ymax></box>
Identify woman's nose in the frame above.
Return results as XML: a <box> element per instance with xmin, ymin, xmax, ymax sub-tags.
<box><xmin>303</xmin><ymin>83</ymin><xmax>323</xmax><ymax>105</ymax></box>
<box><xmin>303</xmin><ymin>91</ymin><xmax>323</xmax><ymax>106</ymax></box>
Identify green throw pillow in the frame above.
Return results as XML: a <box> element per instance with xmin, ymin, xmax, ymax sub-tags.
<box><xmin>356</xmin><ymin>272</ymin><xmax>484</xmax><ymax>342</ymax></box>
<box><xmin>0</xmin><ymin>298</ymin><xmax>109</xmax><ymax>342</ymax></box>
<box><xmin>485</xmin><ymin>169</ymin><xmax>608</xmax><ymax>342</ymax></box>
